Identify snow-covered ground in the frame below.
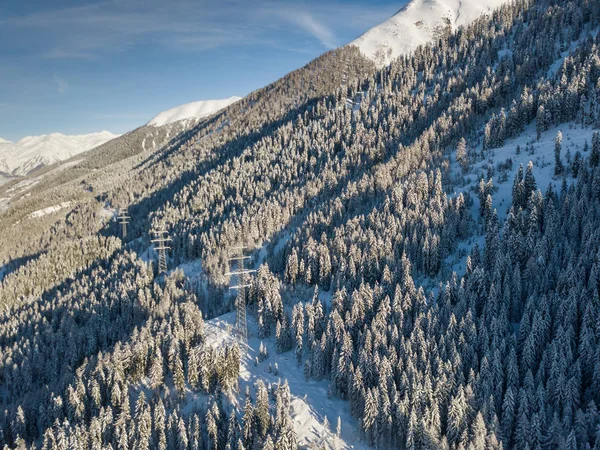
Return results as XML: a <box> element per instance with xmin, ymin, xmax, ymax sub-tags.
<box><xmin>28</xmin><ymin>201</ymin><xmax>72</xmax><ymax>219</ymax></box>
<box><xmin>442</xmin><ymin>121</ymin><xmax>596</xmax><ymax>279</ymax></box>
<box><xmin>0</xmin><ymin>131</ymin><xmax>117</xmax><ymax>176</ymax></box>
<box><xmin>148</xmin><ymin>97</ymin><xmax>242</xmax><ymax>127</ymax></box>
<box><xmin>140</xmin><ymin>245</ymin><xmax>365</xmax><ymax>449</ymax></box>
<box><xmin>0</xmin><ymin>174</ymin><xmax>16</xmax><ymax>187</ymax></box>
<box><xmin>188</xmin><ymin>312</ymin><xmax>368</xmax><ymax>450</ymax></box>
<box><xmin>349</xmin><ymin>0</ymin><xmax>509</xmax><ymax>66</ymax></box>
<box><xmin>466</xmin><ymin>123</ymin><xmax>593</xmax><ymax>220</ymax></box>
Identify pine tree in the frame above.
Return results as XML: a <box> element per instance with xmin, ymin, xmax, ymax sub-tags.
<box><xmin>591</xmin><ymin>132</ymin><xmax>600</xmax><ymax>167</ymax></box>
<box><xmin>263</xmin><ymin>436</ymin><xmax>275</xmax><ymax>450</ymax></box>
<box><xmin>285</xmin><ymin>249</ymin><xmax>299</xmax><ymax>285</ymax></box>
<box><xmin>524</xmin><ymin>161</ymin><xmax>537</xmax><ymax>198</ymax></box>
<box><xmin>135</xmin><ymin>392</ymin><xmax>152</xmax><ymax>450</ymax></box>
<box><xmin>456</xmin><ymin>138</ymin><xmax>469</xmax><ymax>173</ymax></box>
<box><xmin>572</xmin><ymin>151</ymin><xmax>582</xmax><ymax>178</ymax></box>
<box><xmin>189</xmin><ymin>414</ymin><xmax>201</xmax><ymax>450</ymax></box>
<box><xmin>207</xmin><ymin>408</ymin><xmax>219</xmax><ymax>450</ymax></box>
<box><xmin>242</xmin><ymin>395</ymin><xmax>255</xmax><ymax>450</ymax></box>
<box><xmin>255</xmin><ymin>380</ymin><xmax>270</xmax><ymax>440</ymax></box>
<box><xmin>177</xmin><ymin>416</ymin><xmax>189</xmax><ymax>450</ymax></box>
<box><xmin>187</xmin><ymin>346</ymin><xmax>199</xmax><ymax>390</ymax></box>
<box><xmin>174</xmin><ymin>351</ymin><xmax>186</xmax><ymax>398</ymax></box>
<box><xmin>555</xmin><ymin>131</ymin><xmax>564</xmax><ymax>176</ymax></box>
<box><xmin>512</xmin><ymin>164</ymin><xmax>524</xmax><ymax>209</ymax></box>
<box><xmin>154</xmin><ymin>399</ymin><xmax>168</xmax><ymax>450</ymax></box>
<box><xmin>150</xmin><ymin>349</ymin><xmax>164</xmax><ymax>390</ymax></box>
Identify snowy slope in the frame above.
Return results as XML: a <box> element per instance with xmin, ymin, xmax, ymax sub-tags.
<box><xmin>350</xmin><ymin>0</ymin><xmax>508</xmax><ymax>66</ymax></box>
<box><xmin>195</xmin><ymin>312</ymin><xmax>368</xmax><ymax>450</ymax></box>
<box><xmin>148</xmin><ymin>96</ymin><xmax>242</xmax><ymax>127</ymax></box>
<box><xmin>440</xmin><ymin>121</ymin><xmax>597</xmax><ymax>282</ymax></box>
<box><xmin>0</xmin><ymin>131</ymin><xmax>118</xmax><ymax>176</ymax></box>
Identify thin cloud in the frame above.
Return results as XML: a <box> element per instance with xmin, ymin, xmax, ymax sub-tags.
<box><xmin>0</xmin><ymin>0</ymin><xmax>395</xmax><ymax>58</ymax></box>
<box><xmin>53</xmin><ymin>75</ymin><xmax>68</xmax><ymax>94</ymax></box>
<box><xmin>44</xmin><ymin>49</ymin><xmax>96</xmax><ymax>60</ymax></box>
<box><xmin>0</xmin><ymin>0</ymin><xmax>261</xmax><ymax>58</ymax></box>
<box><xmin>288</xmin><ymin>12</ymin><xmax>338</xmax><ymax>49</ymax></box>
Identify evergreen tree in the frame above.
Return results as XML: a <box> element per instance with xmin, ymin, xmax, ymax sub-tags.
<box><xmin>555</xmin><ymin>131</ymin><xmax>564</xmax><ymax>175</ymax></box>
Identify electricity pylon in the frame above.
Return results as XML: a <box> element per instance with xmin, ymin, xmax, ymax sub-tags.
<box><xmin>226</xmin><ymin>246</ymin><xmax>256</xmax><ymax>343</ymax></box>
<box><xmin>117</xmin><ymin>209</ymin><xmax>130</xmax><ymax>238</ymax></box>
<box><xmin>151</xmin><ymin>230</ymin><xmax>172</xmax><ymax>274</ymax></box>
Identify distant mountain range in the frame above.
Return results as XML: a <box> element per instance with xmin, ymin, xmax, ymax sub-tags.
<box><xmin>0</xmin><ymin>97</ymin><xmax>241</xmax><ymax>177</ymax></box>
<box><xmin>0</xmin><ymin>131</ymin><xmax>118</xmax><ymax>176</ymax></box>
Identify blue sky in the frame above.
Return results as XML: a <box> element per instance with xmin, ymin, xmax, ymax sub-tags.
<box><xmin>0</xmin><ymin>0</ymin><xmax>400</xmax><ymax>141</ymax></box>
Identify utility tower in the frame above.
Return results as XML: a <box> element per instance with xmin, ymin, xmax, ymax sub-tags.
<box><xmin>117</xmin><ymin>209</ymin><xmax>130</xmax><ymax>238</ymax></box>
<box><xmin>151</xmin><ymin>230</ymin><xmax>172</xmax><ymax>274</ymax></box>
<box><xmin>226</xmin><ymin>246</ymin><xmax>256</xmax><ymax>343</ymax></box>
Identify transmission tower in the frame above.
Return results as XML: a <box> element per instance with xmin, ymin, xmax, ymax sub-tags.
<box><xmin>151</xmin><ymin>230</ymin><xmax>172</xmax><ymax>274</ymax></box>
<box><xmin>117</xmin><ymin>209</ymin><xmax>130</xmax><ymax>238</ymax></box>
<box><xmin>226</xmin><ymin>246</ymin><xmax>256</xmax><ymax>343</ymax></box>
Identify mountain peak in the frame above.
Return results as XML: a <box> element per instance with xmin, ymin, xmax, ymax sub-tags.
<box><xmin>148</xmin><ymin>96</ymin><xmax>242</xmax><ymax>127</ymax></box>
<box><xmin>349</xmin><ymin>0</ymin><xmax>509</xmax><ymax>66</ymax></box>
<box><xmin>0</xmin><ymin>131</ymin><xmax>118</xmax><ymax>176</ymax></box>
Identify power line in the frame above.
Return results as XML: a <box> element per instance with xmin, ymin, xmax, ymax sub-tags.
<box><xmin>151</xmin><ymin>229</ymin><xmax>172</xmax><ymax>274</ymax></box>
<box><xmin>117</xmin><ymin>209</ymin><xmax>130</xmax><ymax>238</ymax></box>
<box><xmin>226</xmin><ymin>246</ymin><xmax>256</xmax><ymax>343</ymax></box>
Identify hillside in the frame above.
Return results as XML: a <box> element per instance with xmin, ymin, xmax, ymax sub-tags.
<box><xmin>1</xmin><ymin>1</ymin><xmax>600</xmax><ymax>449</ymax></box>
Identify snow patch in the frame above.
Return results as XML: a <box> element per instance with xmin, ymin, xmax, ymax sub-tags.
<box><xmin>349</xmin><ymin>0</ymin><xmax>510</xmax><ymax>66</ymax></box>
<box><xmin>445</xmin><ymin>121</ymin><xmax>596</xmax><ymax>281</ymax></box>
<box><xmin>148</xmin><ymin>97</ymin><xmax>242</xmax><ymax>127</ymax></box>
<box><xmin>28</xmin><ymin>201</ymin><xmax>72</xmax><ymax>219</ymax></box>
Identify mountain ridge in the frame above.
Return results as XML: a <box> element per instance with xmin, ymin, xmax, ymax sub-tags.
<box><xmin>147</xmin><ymin>96</ymin><xmax>242</xmax><ymax>127</ymax></box>
<box><xmin>0</xmin><ymin>95</ymin><xmax>241</xmax><ymax>177</ymax></box>
<box><xmin>0</xmin><ymin>130</ymin><xmax>118</xmax><ymax>176</ymax></box>
<box><xmin>349</xmin><ymin>0</ymin><xmax>509</xmax><ymax>66</ymax></box>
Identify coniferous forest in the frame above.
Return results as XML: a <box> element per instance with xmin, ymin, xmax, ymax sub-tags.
<box><xmin>2</xmin><ymin>0</ymin><xmax>600</xmax><ymax>448</ymax></box>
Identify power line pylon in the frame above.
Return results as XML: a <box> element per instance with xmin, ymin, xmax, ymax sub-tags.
<box><xmin>117</xmin><ymin>209</ymin><xmax>130</xmax><ymax>238</ymax></box>
<box><xmin>151</xmin><ymin>230</ymin><xmax>172</xmax><ymax>274</ymax></box>
<box><xmin>226</xmin><ymin>246</ymin><xmax>256</xmax><ymax>343</ymax></box>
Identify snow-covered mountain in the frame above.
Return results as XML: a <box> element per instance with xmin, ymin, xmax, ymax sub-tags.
<box><xmin>350</xmin><ymin>0</ymin><xmax>509</xmax><ymax>66</ymax></box>
<box><xmin>147</xmin><ymin>96</ymin><xmax>242</xmax><ymax>127</ymax></box>
<box><xmin>0</xmin><ymin>131</ymin><xmax>118</xmax><ymax>176</ymax></box>
<box><xmin>0</xmin><ymin>96</ymin><xmax>240</xmax><ymax>177</ymax></box>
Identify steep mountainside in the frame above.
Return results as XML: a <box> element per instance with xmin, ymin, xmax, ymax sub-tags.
<box><xmin>350</xmin><ymin>0</ymin><xmax>510</xmax><ymax>66</ymax></box>
<box><xmin>1</xmin><ymin>1</ymin><xmax>600</xmax><ymax>449</ymax></box>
